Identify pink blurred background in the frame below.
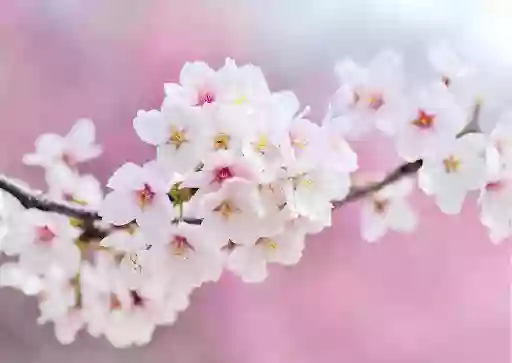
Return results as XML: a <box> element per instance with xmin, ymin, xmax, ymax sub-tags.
<box><xmin>0</xmin><ymin>1</ymin><xmax>510</xmax><ymax>362</ymax></box>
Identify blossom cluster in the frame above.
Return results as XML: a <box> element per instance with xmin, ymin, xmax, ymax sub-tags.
<box><xmin>0</xmin><ymin>44</ymin><xmax>510</xmax><ymax>347</ymax></box>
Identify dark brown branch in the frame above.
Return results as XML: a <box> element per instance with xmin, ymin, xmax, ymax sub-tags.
<box><xmin>333</xmin><ymin>160</ymin><xmax>423</xmax><ymax>208</ymax></box>
<box><xmin>0</xmin><ymin>175</ymin><xmax>202</xmax><ymax>242</ymax></box>
<box><xmin>0</xmin><ymin>176</ymin><xmax>100</xmax><ymax>221</ymax></box>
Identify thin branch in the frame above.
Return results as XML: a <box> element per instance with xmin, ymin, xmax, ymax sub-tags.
<box><xmin>0</xmin><ymin>175</ymin><xmax>202</xmax><ymax>242</ymax></box>
<box><xmin>333</xmin><ymin>160</ymin><xmax>423</xmax><ymax>208</ymax></box>
<box><xmin>0</xmin><ymin>175</ymin><xmax>100</xmax><ymax>221</ymax></box>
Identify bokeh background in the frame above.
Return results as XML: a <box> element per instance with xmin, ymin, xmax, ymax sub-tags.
<box><xmin>0</xmin><ymin>0</ymin><xmax>511</xmax><ymax>362</ymax></box>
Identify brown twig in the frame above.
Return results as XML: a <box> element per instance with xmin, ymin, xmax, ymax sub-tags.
<box><xmin>0</xmin><ymin>175</ymin><xmax>202</xmax><ymax>242</ymax></box>
<box><xmin>333</xmin><ymin>160</ymin><xmax>423</xmax><ymax>208</ymax></box>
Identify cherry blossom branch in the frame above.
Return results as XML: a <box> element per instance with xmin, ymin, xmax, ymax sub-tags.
<box><xmin>0</xmin><ymin>175</ymin><xmax>202</xmax><ymax>242</ymax></box>
<box><xmin>0</xmin><ymin>175</ymin><xmax>100</xmax><ymax>221</ymax></box>
<box><xmin>333</xmin><ymin>159</ymin><xmax>423</xmax><ymax>208</ymax></box>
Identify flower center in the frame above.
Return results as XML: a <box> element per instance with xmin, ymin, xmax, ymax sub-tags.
<box><xmin>213</xmin><ymin>133</ymin><xmax>230</xmax><ymax>150</ymax></box>
<box><xmin>368</xmin><ymin>94</ymin><xmax>385</xmax><ymax>111</ymax></box>
<box><xmin>254</xmin><ymin>135</ymin><xmax>268</xmax><ymax>154</ymax></box>
<box><xmin>170</xmin><ymin>235</ymin><xmax>194</xmax><ymax>259</ymax></box>
<box><xmin>198</xmin><ymin>90</ymin><xmax>215</xmax><ymax>106</ymax></box>
<box><xmin>36</xmin><ymin>225</ymin><xmax>56</xmax><ymax>244</ymax></box>
<box><xmin>62</xmin><ymin>152</ymin><xmax>75</xmax><ymax>167</ymax></box>
<box><xmin>256</xmin><ymin>237</ymin><xmax>278</xmax><ymax>250</ymax></box>
<box><xmin>110</xmin><ymin>294</ymin><xmax>122</xmax><ymax>310</ymax></box>
<box><xmin>212</xmin><ymin>167</ymin><xmax>234</xmax><ymax>184</ymax></box>
<box><xmin>442</xmin><ymin>76</ymin><xmax>451</xmax><ymax>87</ymax></box>
<box><xmin>213</xmin><ymin>200</ymin><xmax>240</xmax><ymax>219</ymax></box>
<box><xmin>169</xmin><ymin>127</ymin><xmax>188</xmax><ymax>149</ymax></box>
<box><xmin>129</xmin><ymin>290</ymin><xmax>145</xmax><ymax>307</ymax></box>
<box><xmin>290</xmin><ymin>133</ymin><xmax>308</xmax><ymax>150</ymax></box>
<box><xmin>486</xmin><ymin>181</ymin><xmax>503</xmax><ymax>192</ymax></box>
<box><xmin>411</xmin><ymin>109</ymin><xmax>435</xmax><ymax>129</ymax></box>
<box><xmin>234</xmin><ymin>95</ymin><xmax>248</xmax><ymax>105</ymax></box>
<box><xmin>373</xmin><ymin>199</ymin><xmax>390</xmax><ymax>214</ymax></box>
<box><xmin>135</xmin><ymin>184</ymin><xmax>155</xmax><ymax>209</ymax></box>
<box><xmin>443</xmin><ymin>155</ymin><xmax>461</xmax><ymax>173</ymax></box>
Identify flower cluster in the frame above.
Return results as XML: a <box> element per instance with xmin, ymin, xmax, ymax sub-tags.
<box><xmin>0</xmin><ymin>44</ymin><xmax>510</xmax><ymax>347</ymax></box>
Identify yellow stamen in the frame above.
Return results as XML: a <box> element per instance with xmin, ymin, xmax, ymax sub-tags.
<box><xmin>234</xmin><ymin>95</ymin><xmax>248</xmax><ymax>105</ymax></box>
<box><xmin>169</xmin><ymin>127</ymin><xmax>188</xmax><ymax>149</ymax></box>
<box><xmin>443</xmin><ymin>155</ymin><xmax>461</xmax><ymax>173</ymax></box>
<box><xmin>254</xmin><ymin>135</ymin><xmax>268</xmax><ymax>153</ymax></box>
<box><xmin>256</xmin><ymin>237</ymin><xmax>278</xmax><ymax>250</ymax></box>
<box><xmin>301</xmin><ymin>178</ymin><xmax>314</xmax><ymax>187</ymax></box>
<box><xmin>214</xmin><ymin>133</ymin><xmax>230</xmax><ymax>150</ymax></box>
<box><xmin>213</xmin><ymin>200</ymin><xmax>240</xmax><ymax>219</ymax></box>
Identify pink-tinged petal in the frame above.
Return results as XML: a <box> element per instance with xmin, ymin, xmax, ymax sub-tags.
<box><xmin>23</xmin><ymin>134</ymin><xmax>65</xmax><ymax>166</ymax></box>
<box><xmin>54</xmin><ymin>311</ymin><xmax>84</xmax><ymax>345</ymax></box>
<box><xmin>142</xmin><ymin>161</ymin><xmax>173</xmax><ymax>194</ymax></box>
<box><xmin>53</xmin><ymin>242</ymin><xmax>81</xmax><ymax>277</ymax></box>
<box><xmin>179</xmin><ymin>61</ymin><xmax>215</xmax><ymax>90</ymax></box>
<box><xmin>272</xmin><ymin>91</ymin><xmax>300</xmax><ymax>121</ymax></box>
<box><xmin>436</xmin><ymin>190</ymin><xmax>466</xmax><ymax>215</ymax></box>
<box><xmin>75</xmin><ymin>144</ymin><xmax>102</xmax><ymax>163</ymax></box>
<box><xmin>136</xmin><ymin>194</ymin><xmax>174</xmax><ymax>228</ymax></box>
<box><xmin>388</xmin><ymin>200</ymin><xmax>418</xmax><ymax>233</ymax></box>
<box><xmin>228</xmin><ymin>246</ymin><xmax>268</xmax><ymax>283</ymax></box>
<box><xmin>100</xmin><ymin>191</ymin><xmax>139</xmax><ymax>226</ymax></box>
<box><xmin>66</xmin><ymin>118</ymin><xmax>96</xmax><ymax>146</ymax></box>
<box><xmin>360</xmin><ymin>203</ymin><xmax>387</xmax><ymax>242</ymax></box>
<box><xmin>18</xmin><ymin>247</ymin><xmax>54</xmax><ymax>275</ymax></box>
<box><xmin>107</xmin><ymin>163</ymin><xmax>145</xmax><ymax>191</ymax></box>
<box><xmin>133</xmin><ymin>110</ymin><xmax>169</xmax><ymax>146</ymax></box>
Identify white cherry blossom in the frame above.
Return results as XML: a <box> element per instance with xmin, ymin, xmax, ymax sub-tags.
<box><xmin>360</xmin><ymin>178</ymin><xmax>417</xmax><ymax>242</ymax></box>
<box><xmin>200</xmin><ymin>178</ymin><xmax>264</xmax><ymax>246</ymax></box>
<box><xmin>23</xmin><ymin>118</ymin><xmax>102</xmax><ymax>169</ymax></box>
<box><xmin>282</xmin><ymin>117</ymin><xmax>325</xmax><ymax>174</ymax></box>
<box><xmin>0</xmin><ymin>262</ymin><xmax>43</xmax><ymax>295</ymax></box>
<box><xmin>164</xmin><ymin>61</ymin><xmax>220</xmax><ymax>107</ymax></box>
<box><xmin>1</xmin><ymin>209</ymin><xmax>80</xmax><ymax>277</ymax></box>
<box><xmin>394</xmin><ymin>83</ymin><xmax>467</xmax><ymax>161</ymax></box>
<box><xmin>331</xmin><ymin>51</ymin><xmax>406</xmax><ymax>138</ymax></box>
<box><xmin>227</xmin><ymin>227</ymin><xmax>307</xmax><ymax>283</ymax></box>
<box><xmin>183</xmin><ymin>150</ymin><xmax>259</xmax><ymax>191</ymax></box>
<box><xmin>428</xmin><ymin>42</ymin><xmax>480</xmax><ymax>109</ymax></box>
<box><xmin>146</xmin><ymin>222</ymin><xmax>225</xmax><ymax>291</ymax></box>
<box><xmin>133</xmin><ymin>104</ymin><xmax>208</xmax><ymax>173</ymax></box>
<box><xmin>418</xmin><ymin>133</ymin><xmax>488</xmax><ymax>214</ymax></box>
<box><xmin>100</xmin><ymin>162</ymin><xmax>175</xmax><ymax>227</ymax></box>
<box><xmin>46</xmin><ymin>164</ymin><xmax>103</xmax><ymax>207</ymax></box>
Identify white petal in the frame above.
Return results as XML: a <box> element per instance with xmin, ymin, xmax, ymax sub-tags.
<box><xmin>136</xmin><ymin>194</ymin><xmax>174</xmax><ymax>228</ymax></box>
<box><xmin>66</xmin><ymin>118</ymin><xmax>96</xmax><ymax>145</ymax></box>
<box><xmin>436</xmin><ymin>190</ymin><xmax>467</xmax><ymax>215</ymax></box>
<box><xmin>388</xmin><ymin>200</ymin><xmax>418</xmax><ymax>233</ymax></box>
<box><xmin>133</xmin><ymin>110</ymin><xmax>169</xmax><ymax>146</ymax></box>
<box><xmin>23</xmin><ymin>134</ymin><xmax>64</xmax><ymax>166</ymax></box>
<box><xmin>53</xmin><ymin>242</ymin><xmax>81</xmax><ymax>277</ymax></box>
<box><xmin>100</xmin><ymin>191</ymin><xmax>139</xmax><ymax>226</ymax></box>
<box><xmin>228</xmin><ymin>246</ymin><xmax>268</xmax><ymax>283</ymax></box>
<box><xmin>180</xmin><ymin>61</ymin><xmax>215</xmax><ymax>90</ymax></box>
<box><xmin>107</xmin><ymin>163</ymin><xmax>144</xmax><ymax>191</ymax></box>
<box><xmin>361</xmin><ymin>203</ymin><xmax>388</xmax><ymax>242</ymax></box>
